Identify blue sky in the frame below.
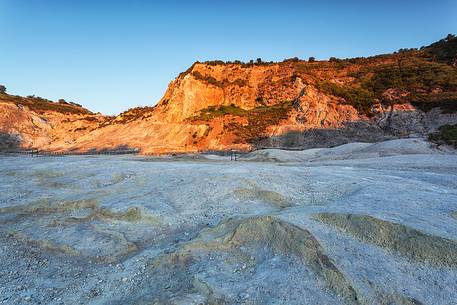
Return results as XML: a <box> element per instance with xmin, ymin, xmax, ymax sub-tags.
<box><xmin>1</xmin><ymin>0</ymin><xmax>456</xmax><ymax>115</ymax></box>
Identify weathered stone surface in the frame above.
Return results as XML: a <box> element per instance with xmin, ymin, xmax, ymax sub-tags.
<box><xmin>314</xmin><ymin>213</ymin><xmax>457</xmax><ymax>267</ymax></box>
<box><xmin>1</xmin><ymin>139</ymin><xmax>457</xmax><ymax>304</ymax></box>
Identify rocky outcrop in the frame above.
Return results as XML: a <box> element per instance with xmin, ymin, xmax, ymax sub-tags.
<box><xmin>0</xmin><ymin>98</ymin><xmax>105</xmax><ymax>150</ymax></box>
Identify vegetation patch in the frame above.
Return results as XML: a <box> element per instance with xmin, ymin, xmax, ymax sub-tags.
<box><xmin>231</xmin><ymin>101</ymin><xmax>293</xmax><ymax>143</ymax></box>
<box><xmin>191</xmin><ymin>104</ymin><xmax>247</xmax><ymax>121</ymax></box>
<box><xmin>96</xmin><ymin>106</ymin><xmax>156</xmax><ymax>127</ymax></box>
<box><xmin>0</xmin><ymin>92</ymin><xmax>92</xmax><ymax>115</ymax></box>
<box><xmin>364</xmin><ymin>59</ymin><xmax>457</xmax><ymax>94</ymax></box>
<box><xmin>315</xmin><ymin>54</ymin><xmax>457</xmax><ymax>115</ymax></box>
<box><xmin>190</xmin><ymin>101</ymin><xmax>293</xmax><ymax>143</ymax></box>
<box><xmin>317</xmin><ymin>82</ymin><xmax>375</xmax><ymax>115</ymax></box>
<box><xmin>429</xmin><ymin>124</ymin><xmax>457</xmax><ymax>145</ymax></box>
<box><xmin>422</xmin><ymin>34</ymin><xmax>457</xmax><ymax>64</ymax></box>
<box><xmin>410</xmin><ymin>93</ymin><xmax>457</xmax><ymax>113</ymax></box>
<box><xmin>116</xmin><ymin>106</ymin><xmax>156</xmax><ymax>123</ymax></box>
<box><xmin>203</xmin><ymin>58</ymin><xmax>275</xmax><ymax>67</ymax></box>
<box><xmin>191</xmin><ymin>71</ymin><xmax>248</xmax><ymax>88</ymax></box>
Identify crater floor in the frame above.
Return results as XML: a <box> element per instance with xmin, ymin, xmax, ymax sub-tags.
<box><xmin>1</xmin><ymin>139</ymin><xmax>457</xmax><ymax>305</ymax></box>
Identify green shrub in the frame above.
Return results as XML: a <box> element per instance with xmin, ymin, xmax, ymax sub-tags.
<box><xmin>191</xmin><ymin>71</ymin><xmax>247</xmax><ymax>88</ymax></box>
<box><xmin>0</xmin><ymin>93</ymin><xmax>91</xmax><ymax>115</ymax></box>
<box><xmin>410</xmin><ymin>92</ymin><xmax>457</xmax><ymax>113</ymax></box>
<box><xmin>317</xmin><ymin>82</ymin><xmax>375</xmax><ymax>115</ymax></box>
<box><xmin>363</xmin><ymin>58</ymin><xmax>457</xmax><ymax>96</ymax></box>
<box><xmin>422</xmin><ymin>34</ymin><xmax>457</xmax><ymax>64</ymax></box>
<box><xmin>231</xmin><ymin>101</ymin><xmax>294</xmax><ymax>143</ymax></box>
<box><xmin>190</xmin><ymin>101</ymin><xmax>294</xmax><ymax>142</ymax></box>
<box><xmin>429</xmin><ymin>124</ymin><xmax>457</xmax><ymax>145</ymax></box>
<box><xmin>191</xmin><ymin>104</ymin><xmax>247</xmax><ymax>121</ymax></box>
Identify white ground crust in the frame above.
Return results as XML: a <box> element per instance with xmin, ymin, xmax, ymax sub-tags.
<box><xmin>0</xmin><ymin>138</ymin><xmax>456</xmax><ymax>305</ymax></box>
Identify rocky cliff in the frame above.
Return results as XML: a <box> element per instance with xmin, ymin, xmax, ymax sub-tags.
<box><xmin>1</xmin><ymin>35</ymin><xmax>457</xmax><ymax>154</ymax></box>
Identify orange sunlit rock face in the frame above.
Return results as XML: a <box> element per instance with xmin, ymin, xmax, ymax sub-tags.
<box><xmin>1</xmin><ymin>46</ymin><xmax>457</xmax><ymax>154</ymax></box>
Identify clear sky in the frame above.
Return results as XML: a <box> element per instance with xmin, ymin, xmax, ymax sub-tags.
<box><xmin>1</xmin><ymin>0</ymin><xmax>456</xmax><ymax>115</ymax></box>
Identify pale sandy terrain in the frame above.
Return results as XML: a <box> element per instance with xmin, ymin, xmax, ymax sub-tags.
<box><xmin>1</xmin><ymin>138</ymin><xmax>456</xmax><ymax>305</ymax></box>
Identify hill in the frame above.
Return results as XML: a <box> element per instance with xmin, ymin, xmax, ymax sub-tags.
<box><xmin>1</xmin><ymin>35</ymin><xmax>457</xmax><ymax>153</ymax></box>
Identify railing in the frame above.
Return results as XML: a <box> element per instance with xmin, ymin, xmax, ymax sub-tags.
<box><xmin>230</xmin><ymin>150</ymin><xmax>238</xmax><ymax>161</ymax></box>
<box><xmin>0</xmin><ymin>148</ymin><xmax>139</xmax><ymax>156</ymax></box>
<box><xmin>0</xmin><ymin>148</ymin><xmax>39</xmax><ymax>156</ymax></box>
